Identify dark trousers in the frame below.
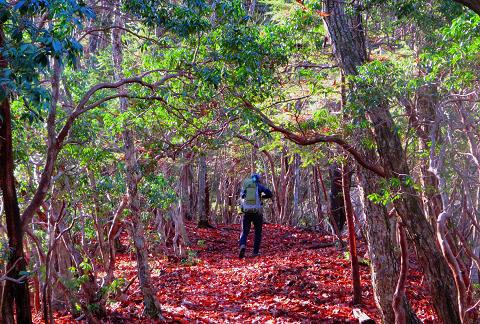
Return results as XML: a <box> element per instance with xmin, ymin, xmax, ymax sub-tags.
<box><xmin>239</xmin><ymin>213</ymin><xmax>263</xmax><ymax>254</ymax></box>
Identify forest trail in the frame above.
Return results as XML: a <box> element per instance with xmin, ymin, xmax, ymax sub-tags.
<box><xmin>52</xmin><ymin>222</ymin><xmax>436</xmax><ymax>323</ymax></box>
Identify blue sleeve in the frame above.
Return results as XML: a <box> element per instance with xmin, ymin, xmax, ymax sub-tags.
<box><xmin>258</xmin><ymin>184</ymin><xmax>273</xmax><ymax>199</ymax></box>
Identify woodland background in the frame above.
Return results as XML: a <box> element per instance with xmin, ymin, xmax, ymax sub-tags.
<box><xmin>0</xmin><ymin>0</ymin><xmax>480</xmax><ymax>323</ymax></box>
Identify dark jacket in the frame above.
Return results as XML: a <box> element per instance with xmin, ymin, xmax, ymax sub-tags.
<box><xmin>241</xmin><ymin>183</ymin><xmax>273</xmax><ymax>201</ymax></box>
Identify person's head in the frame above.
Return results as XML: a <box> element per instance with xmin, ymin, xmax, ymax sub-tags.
<box><xmin>251</xmin><ymin>173</ymin><xmax>261</xmax><ymax>183</ymax></box>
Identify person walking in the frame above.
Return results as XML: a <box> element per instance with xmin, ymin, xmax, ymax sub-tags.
<box><xmin>238</xmin><ymin>173</ymin><xmax>273</xmax><ymax>258</ymax></box>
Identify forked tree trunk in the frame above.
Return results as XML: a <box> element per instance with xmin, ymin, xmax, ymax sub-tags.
<box><xmin>458</xmin><ymin>108</ymin><xmax>480</xmax><ymax>285</ymax></box>
<box><xmin>112</xmin><ymin>2</ymin><xmax>162</xmax><ymax>318</ymax></box>
<box><xmin>171</xmin><ymin>202</ymin><xmax>190</xmax><ymax>256</ymax></box>
<box><xmin>403</xmin><ymin>84</ymin><xmax>442</xmax><ymax>228</ymax></box>
<box><xmin>0</xmin><ymin>27</ymin><xmax>32</xmax><ymax>324</ymax></box>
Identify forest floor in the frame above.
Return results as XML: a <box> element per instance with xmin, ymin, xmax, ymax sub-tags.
<box><xmin>51</xmin><ymin>221</ymin><xmax>437</xmax><ymax>323</ymax></box>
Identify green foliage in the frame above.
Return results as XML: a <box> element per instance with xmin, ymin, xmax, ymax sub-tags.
<box><xmin>108</xmin><ymin>277</ymin><xmax>127</xmax><ymax>295</ymax></box>
<box><xmin>0</xmin><ymin>0</ymin><xmax>93</xmax><ymax>105</ymax></box>
<box><xmin>140</xmin><ymin>174</ymin><xmax>176</xmax><ymax>209</ymax></box>
<box><xmin>350</xmin><ymin>60</ymin><xmax>409</xmax><ymax>108</ymax></box>
<box><xmin>342</xmin><ymin>250</ymin><xmax>370</xmax><ymax>266</ymax></box>
<box><xmin>367</xmin><ymin>178</ymin><xmax>402</xmax><ymax>206</ymax></box>
<box><xmin>79</xmin><ymin>258</ymin><xmax>93</xmax><ymax>272</ymax></box>
<box><xmin>422</xmin><ymin>13</ymin><xmax>480</xmax><ymax>89</ymax></box>
<box><xmin>367</xmin><ymin>175</ymin><xmax>420</xmax><ymax>206</ymax></box>
<box><xmin>312</xmin><ymin>108</ymin><xmax>340</xmax><ymax>133</ymax></box>
<box><xmin>181</xmin><ymin>249</ymin><xmax>200</xmax><ymax>266</ymax></box>
<box><xmin>0</xmin><ymin>239</ymin><xmax>11</xmax><ymax>268</ymax></box>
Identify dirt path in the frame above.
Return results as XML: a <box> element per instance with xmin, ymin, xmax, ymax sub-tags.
<box><xmin>53</xmin><ymin>222</ymin><xmax>436</xmax><ymax>323</ymax></box>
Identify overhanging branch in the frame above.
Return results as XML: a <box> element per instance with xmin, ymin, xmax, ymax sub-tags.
<box><xmin>453</xmin><ymin>0</ymin><xmax>480</xmax><ymax>15</ymax></box>
<box><xmin>241</xmin><ymin>99</ymin><xmax>386</xmax><ymax>178</ymax></box>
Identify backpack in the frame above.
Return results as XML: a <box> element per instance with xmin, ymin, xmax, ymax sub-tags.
<box><xmin>240</xmin><ymin>178</ymin><xmax>262</xmax><ymax>213</ymax></box>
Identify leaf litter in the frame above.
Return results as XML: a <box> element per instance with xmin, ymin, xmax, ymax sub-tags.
<box><xmin>50</xmin><ymin>222</ymin><xmax>436</xmax><ymax>323</ymax></box>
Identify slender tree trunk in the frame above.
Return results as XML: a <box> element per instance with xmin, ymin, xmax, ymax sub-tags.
<box><xmin>292</xmin><ymin>154</ymin><xmax>301</xmax><ymax>225</ymax></box>
<box><xmin>458</xmin><ymin>108</ymin><xmax>480</xmax><ymax>285</ymax></box>
<box><xmin>105</xmin><ymin>195</ymin><xmax>128</xmax><ymax>286</ymax></box>
<box><xmin>0</xmin><ymin>27</ymin><xmax>32</xmax><ymax>324</ymax></box>
<box><xmin>403</xmin><ymin>84</ymin><xmax>442</xmax><ymax>228</ymax></box>
<box><xmin>87</xmin><ymin>169</ymin><xmax>107</xmax><ymax>261</ymax></box>
<box><xmin>342</xmin><ymin>163</ymin><xmax>361</xmax><ymax>305</ymax></box>
<box><xmin>197</xmin><ymin>154</ymin><xmax>210</xmax><ymax>228</ymax></box>
<box><xmin>264</xmin><ymin>150</ymin><xmax>280</xmax><ymax>219</ymax></box>
<box><xmin>329</xmin><ymin>164</ymin><xmax>346</xmax><ymax>233</ymax></box>
<box><xmin>180</xmin><ymin>154</ymin><xmax>193</xmax><ymax>221</ymax></box>
<box><xmin>205</xmin><ymin>179</ymin><xmax>211</xmax><ymax>223</ymax></box>
<box><xmin>312</xmin><ymin>166</ymin><xmax>325</xmax><ymax>225</ymax></box>
<box><xmin>111</xmin><ymin>2</ymin><xmax>162</xmax><ymax>318</ymax></box>
<box><xmin>322</xmin><ymin>1</ymin><xmax>460</xmax><ymax>321</ymax></box>
<box><xmin>393</xmin><ymin>223</ymin><xmax>409</xmax><ymax>324</ymax></box>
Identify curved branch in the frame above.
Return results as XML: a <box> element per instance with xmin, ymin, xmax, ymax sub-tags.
<box><xmin>22</xmin><ymin>71</ymin><xmax>186</xmax><ymax>229</ymax></box>
<box><xmin>79</xmin><ymin>25</ymin><xmax>168</xmax><ymax>45</ymax></box>
<box><xmin>57</xmin><ymin>72</ymin><xmax>185</xmax><ymax>147</ymax></box>
<box><xmin>242</xmin><ymin>99</ymin><xmax>386</xmax><ymax>177</ymax></box>
<box><xmin>453</xmin><ymin>0</ymin><xmax>480</xmax><ymax>15</ymax></box>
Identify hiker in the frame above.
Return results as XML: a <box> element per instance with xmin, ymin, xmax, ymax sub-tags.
<box><xmin>238</xmin><ymin>173</ymin><xmax>273</xmax><ymax>258</ymax></box>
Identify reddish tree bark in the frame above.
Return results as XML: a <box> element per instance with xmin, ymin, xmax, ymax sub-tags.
<box><xmin>0</xmin><ymin>27</ymin><xmax>33</xmax><ymax>324</ymax></box>
<box><xmin>341</xmin><ymin>163</ymin><xmax>362</xmax><ymax>305</ymax></box>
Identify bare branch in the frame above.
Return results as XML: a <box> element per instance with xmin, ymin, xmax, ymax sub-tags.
<box><xmin>78</xmin><ymin>25</ymin><xmax>168</xmax><ymax>45</ymax></box>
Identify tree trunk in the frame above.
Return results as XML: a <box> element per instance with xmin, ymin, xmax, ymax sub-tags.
<box><xmin>353</xmin><ymin>123</ymin><xmax>419</xmax><ymax>323</ymax></box>
<box><xmin>312</xmin><ymin>166</ymin><xmax>325</xmax><ymax>225</ymax></box>
<box><xmin>458</xmin><ymin>108</ymin><xmax>480</xmax><ymax>285</ymax></box>
<box><xmin>0</xmin><ymin>28</ymin><xmax>32</xmax><ymax>324</ymax></box>
<box><xmin>111</xmin><ymin>2</ymin><xmax>162</xmax><ymax>318</ymax></box>
<box><xmin>404</xmin><ymin>84</ymin><xmax>442</xmax><ymax>228</ymax></box>
<box><xmin>329</xmin><ymin>164</ymin><xmax>346</xmax><ymax>233</ymax></box>
<box><xmin>356</xmin><ymin>159</ymin><xmax>420</xmax><ymax>324</ymax></box>
<box><xmin>87</xmin><ymin>169</ymin><xmax>107</xmax><ymax>261</ymax></box>
<box><xmin>292</xmin><ymin>154</ymin><xmax>301</xmax><ymax>225</ymax></box>
<box><xmin>392</xmin><ymin>223</ymin><xmax>409</xmax><ymax>324</ymax></box>
<box><xmin>322</xmin><ymin>0</ymin><xmax>460</xmax><ymax>322</ymax></box>
<box><xmin>180</xmin><ymin>154</ymin><xmax>194</xmax><ymax>221</ymax></box>
<box><xmin>197</xmin><ymin>154</ymin><xmax>210</xmax><ymax>228</ymax></box>
<box><xmin>368</xmin><ymin>102</ymin><xmax>460</xmax><ymax>323</ymax></box>
<box><xmin>342</xmin><ymin>163</ymin><xmax>362</xmax><ymax>305</ymax></box>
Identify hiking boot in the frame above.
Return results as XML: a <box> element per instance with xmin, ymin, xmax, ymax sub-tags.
<box><xmin>239</xmin><ymin>245</ymin><xmax>246</xmax><ymax>259</ymax></box>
